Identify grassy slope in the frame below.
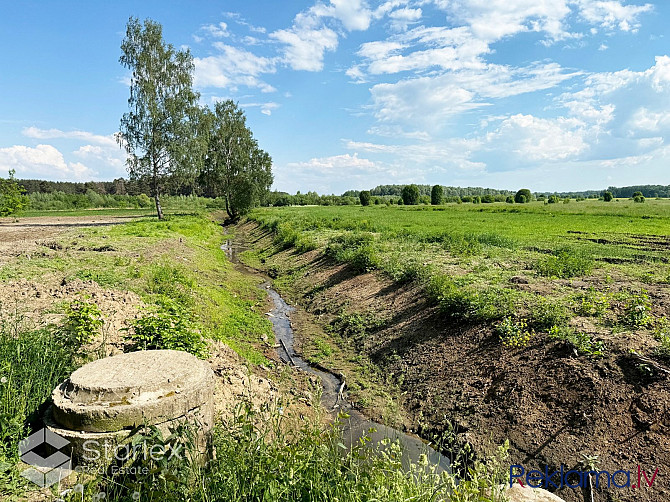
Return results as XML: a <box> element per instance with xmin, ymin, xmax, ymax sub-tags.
<box><xmin>1</xmin><ymin>211</ymin><xmax>487</xmax><ymax>502</ymax></box>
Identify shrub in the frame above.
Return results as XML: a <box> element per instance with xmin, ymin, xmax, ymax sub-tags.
<box><xmin>58</xmin><ymin>300</ymin><xmax>104</xmax><ymax>351</ymax></box>
<box><xmin>124</xmin><ymin>301</ymin><xmax>209</xmax><ymax>358</ymax></box>
<box><xmin>426</xmin><ymin>275</ymin><xmax>516</xmax><ymax>322</ymax></box>
<box><xmin>505</xmin><ymin>196</ymin><xmax>514</xmax><ymax>204</ymax></box>
<box><xmin>515</xmin><ymin>189</ymin><xmax>532</xmax><ymax>203</ymax></box>
<box><xmin>359</xmin><ymin>191</ymin><xmax>371</xmax><ymax>206</ymax></box>
<box><xmin>529</xmin><ymin>297</ymin><xmax>569</xmax><ymax>330</ymax></box>
<box><xmin>497</xmin><ymin>317</ymin><xmax>534</xmax><ymax>348</ymax></box>
<box><xmin>482</xmin><ymin>194</ymin><xmax>495</xmax><ymax>203</ymax></box>
<box><xmin>603</xmin><ymin>191</ymin><xmax>613</xmax><ymax>202</ymax></box>
<box><xmin>654</xmin><ymin>318</ymin><xmax>670</xmax><ymax>360</ymax></box>
<box><xmin>419</xmin><ymin>195</ymin><xmax>431</xmax><ymax>205</ymax></box>
<box><xmin>548</xmin><ymin>326</ymin><xmax>604</xmax><ymax>357</ymax></box>
<box><xmin>574</xmin><ymin>288</ymin><xmax>611</xmax><ymax>317</ymax></box>
<box><xmin>619</xmin><ymin>289</ymin><xmax>653</xmax><ymax>328</ymax></box>
<box><xmin>325</xmin><ymin>233</ymin><xmax>379</xmax><ymax>272</ymax></box>
<box><xmin>548</xmin><ymin>195</ymin><xmax>560</xmax><ymax>204</ymax></box>
<box><xmin>535</xmin><ymin>246</ymin><xmax>594</xmax><ymax>278</ymax></box>
<box><xmin>431</xmin><ymin>185</ymin><xmax>443</xmax><ymax>205</ymax></box>
<box><xmin>401</xmin><ymin>185</ymin><xmax>420</xmax><ymax>205</ymax></box>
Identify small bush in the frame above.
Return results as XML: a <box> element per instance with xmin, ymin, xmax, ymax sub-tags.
<box><xmin>325</xmin><ymin>233</ymin><xmax>379</xmax><ymax>272</ymax></box>
<box><xmin>529</xmin><ymin>296</ymin><xmax>569</xmax><ymax>330</ymax></box>
<box><xmin>574</xmin><ymin>288</ymin><xmax>611</xmax><ymax>317</ymax></box>
<box><xmin>497</xmin><ymin>317</ymin><xmax>534</xmax><ymax>348</ymax></box>
<box><xmin>548</xmin><ymin>326</ymin><xmax>605</xmax><ymax>357</ymax></box>
<box><xmin>58</xmin><ymin>299</ymin><xmax>103</xmax><ymax>350</ymax></box>
<box><xmin>654</xmin><ymin>318</ymin><xmax>670</xmax><ymax>360</ymax></box>
<box><xmin>618</xmin><ymin>289</ymin><xmax>654</xmax><ymax>328</ymax></box>
<box><xmin>124</xmin><ymin>301</ymin><xmax>208</xmax><ymax>358</ymax></box>
<box><xmin>426</xmin><ymin>275</ymin><xmax>516</xmax><ymax>322</ymax></box>
<box><xmin>535</xmin><ymin>246</ymin><xmax>594</xmax><ymax>278</ymax></box>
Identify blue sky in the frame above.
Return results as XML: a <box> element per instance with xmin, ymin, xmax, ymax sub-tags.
<box><xmin>1</xmin><ymin>0</ymin><xmax>669</xmax><ymax>194</ymax></box>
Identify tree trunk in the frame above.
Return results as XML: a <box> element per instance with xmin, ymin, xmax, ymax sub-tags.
<box><xmin>155</xmin><ymin>193</ymin><xmax>164</xmax><ymax>220</ymax></box>
<box><xmin>225</xmin><ymin>194</ymin><xmax>235</xmax><ymax>220</ymax></box>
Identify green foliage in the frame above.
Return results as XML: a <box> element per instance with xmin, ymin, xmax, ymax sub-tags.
<box><xmin>653</xmin><ymin>318</ymin><xmax>670</xmax><ymax>360</ymax></box>
<box><xmin>505</xmin><ymin>196</ymin><xmax>514</xmax><ymax>203</ymax></box>
<box><xmin>401</xmin><ymin>184</ymin><xmax>420</xmax><ymax>205</ymax></box>
<box><xmin>146</xmin><ymin>262</ymin><xmax>196</xmax><ymax>306</ymax></box>
<box><xmin>359</xmin><ymin>190</ymin><xmax>371</xmax><ymax>206</ymax></box>
<box><xmin>0</xmin><ymin>319</ymin><xmax>79</xmax><ymax>492</ymax></box>
<box><xmin>515</xmin><ymin>188</ymin><xmax>532</xmax><ymax>203</ymax></box>
<box><xmin>58</xmin><ymin>300</ymin><xmax>103</xmax><ymax>350</ymax></box>
<box><xmin>548</xmin><ymin>194</ymin><xmax>560</xmax><ymax>204</ymax></box>
<box><xmin>119</xmin><ymin>17</ymin><xmax>202</xmax><ymax>219</ymax></box>
<box><xmin>124</xmin><ymin>301</ymin><xmax>209</xmax><ymax>358</ymax></box>
<box><xmin>0</xmin><ymin>170</ymin><xmax>29</xmax><ymax>217</ymax></box>
<box><xmin>198</xmin><ymin>100</ymin><xmax>273</xmax><ymax>219</ymax></box>
<box><xmin>332</xmin><ymin>311</ymin><xmax>387</xmax><ymax>339</ymax></box>
<box><xmin>603</xmin><ymin>191</ymin><xmax>613</xmax><ymax>202</ymax></box>
<box><xmin>574</xmin><ymin>288</ymin><xmax>611</xmax><ymax>317</ymax></box>
<box><xmin>535</xmin><ymin>246</ymin><xmax>594</xmax><ymax>278</ymax></box>
<box><xmin>618</xmin><ymin>289</ymin><xmax>653</xmax><ymax>327</ymax></box>
<box><xmin>426</xmin><ymin>275</ymin><xmax>516</xmax><ymax>322</ymax></box>
<box><xmin>497</xmin><ymin>317</ymin><xmax>534</xmax><ymax>348</ymax></box>
<box><xmin>431</xmin><ymin>184</ymin><xmax>444</xmax><ymax>205</ymax></box>
<box><xmin>548</xmin><ymin>326</ymin><xmax>605</xmax><ymax>357</ymax></box>
<box><xmin>325</xmin><ymin>233</ymin><xmax>379</xmax><ymax>272</ymax></box>
<box><xmin>528</xmin><ymin>296</ymin><xmax>569</xmax><ymax>331</ymax></box>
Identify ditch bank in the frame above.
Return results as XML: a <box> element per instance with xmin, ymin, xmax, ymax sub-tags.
<box><xmin>233</xmin><ymin>219</ymin><xmax>670</xmax><ymax>502</ymax></box>
<box><xmin>221</xmin><ymin>232</ymin><xmax>451</xmax><ymax>475</ymax></box>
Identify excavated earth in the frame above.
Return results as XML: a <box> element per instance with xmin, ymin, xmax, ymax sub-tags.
<box><xmin>237</xmin><ymin>220</ymin><xmax>670</xmax><ymax>502</ymax></box>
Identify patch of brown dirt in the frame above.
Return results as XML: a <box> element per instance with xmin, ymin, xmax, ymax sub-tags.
<box><xmin>238</xmin><ymin>220</ymin><xmax>670</xmax><ymax>502</ymax></box>
<box><xmin>0</xmin><ymin>277</ymin><xmax>145</xmax><ymax>355</ymax></box>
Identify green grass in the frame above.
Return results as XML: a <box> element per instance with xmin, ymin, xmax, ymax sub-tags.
<box><xmin>248</xmin><ymin>200</ymin><xmax>670</xmax><ymax>344</ymax></box>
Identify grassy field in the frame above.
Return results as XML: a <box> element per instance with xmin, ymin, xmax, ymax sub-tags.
<box><xmin>239</xmin><ymin>199</ymin><xmax>670</xmax><ymax>502</ymax></box>
<box><xmin>250</xmin><ymin>200</ymin><xmax>670</xmax><ymax>344</ymax></box>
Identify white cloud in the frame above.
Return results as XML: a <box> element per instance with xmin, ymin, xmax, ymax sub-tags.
<box><xmin>238</xmin><ymin>101</ymin><xmax>280</xmax><ymax>116</ymax></box>
<box><xmin>370</xmin><ymin>77</ymin><xmax>483</xmax><ymax>130</ymax></box>
<box><xmin>22</xmin><ymin>127</ymin><xmax>118</xmax><ymax>147</ymax></box>
<box><xmin>271</xmin><ymin>0</ymin><xmax>372</xmax><ymax>72</ymax></box>
<box><xmin>201</xmin><ymin>22</ymin><xmax>230</xmax><ymax>38</ymax></box>
<box><xmin>0</xmin><ymin>144</ymin><xmax>96</xmax><ymax>180</ymax></box>
<box><xmin>367</xmin><ymin>62</ymin><xmax>577</xmax><ymax>132</ymax></box>
<box><xmin>194</xmin><ymin>44</ymin><xmax>277</xmax><ymax>92</ymax></box>
<box><xmin>389</xmin><ymin>7</ymin><xmax>422</xmax><ymax>30</ymax></box>
<box><xmin>288</xmin><ymin>153</ymin><xmax>381</xmax><ymax>172</ymax></box>
<box><xmin>576</xmin><ymin>0</ymin><xmax>653</xmax><ymax>32</ymax></box>
<box><xmin>311</xmin><ymin>0</ymin><xmax>373</xmax><ymax>31</ymax></box>
<box><xmin>271</xmin><ymin>26</ymin><xmax>338</xmax><ymax>72</ymax></box>
<box><xmin>485</xmin><ymin>114</ymin><xmax>588</xmax><ymax>161</ymax></box>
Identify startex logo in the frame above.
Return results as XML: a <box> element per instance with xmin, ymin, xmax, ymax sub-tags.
<box><xmin>18</xmin><ymin>428</ymin><xmax>72</xmax><ymax>487</ymax></box>
<box><xmin>510</xmin><ymin>464</ymin><xmax>659</xmax><ymax>490</ymax></box>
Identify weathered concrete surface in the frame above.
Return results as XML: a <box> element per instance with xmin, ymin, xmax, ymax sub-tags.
<box><xmin>52</xmin><ymin>350</ymin><xmax>214</xmax><ymax>433</ymax></box>
<box><xmin>504</xmin><ymin>484</ymin><xmax>566</xmax><ymax>501</ymax></box>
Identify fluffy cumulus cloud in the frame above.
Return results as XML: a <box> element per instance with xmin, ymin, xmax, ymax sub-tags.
<box><xmin>270</xmin><ymin>24</ymin><xmax>339</xmax><ymax>72</ymax></box>
<box><xmin>0</xmin><ymin>127</ymin><xmax>129</xmax><ymax>180</ymax></box>
<box><xmin>0</xmin><ymin>144</ymin><xmax>96</xmax><ymax>180</ymax></box>
<box><xmin>271</xmin><ymin>0</ymin><xmax>373</xmax><ymax>72</ymax></box>
<box><xmin>485</xmin><ymin>114</ymin><xmax>588</xmax><ymax>161</ymax></box>
<box><xmin>194</xmin><ymin>43</ymin><xmax>277</xmax><ymax>92</ymax></box>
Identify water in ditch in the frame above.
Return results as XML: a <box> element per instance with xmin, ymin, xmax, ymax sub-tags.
<box><xmin>222</xmin><ymin>237</ymin><xmax>451</xmax><ymax>475</ymax></box>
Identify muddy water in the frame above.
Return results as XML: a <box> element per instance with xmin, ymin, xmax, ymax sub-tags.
<box><xmin>222</xmin><ymin>236</ymin><xmax>451</xmax><ymax>475</ymax></box>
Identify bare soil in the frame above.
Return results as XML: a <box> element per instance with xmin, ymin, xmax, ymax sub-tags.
<box><xmin>237</xmin><ymin>220</ymin><xmax>670</xmax><ymax>502</ymax></box>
